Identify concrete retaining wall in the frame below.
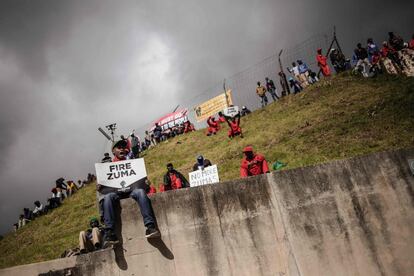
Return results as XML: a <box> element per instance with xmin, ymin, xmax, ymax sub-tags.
<box><xmin>1</xmin><ymin>148</ymin><xmax>413</xmax><ymax>276</ymax></box>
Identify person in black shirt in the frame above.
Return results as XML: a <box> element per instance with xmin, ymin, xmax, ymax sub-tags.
<box><xmin>101</xmin><ymin>153</ymin><xmax>112</xmax><ymax>163</ymax></box>
<box><xmin>354</xmin><ymin>43</ymin><xmax>371</xmax><ymax>77</ymax></box>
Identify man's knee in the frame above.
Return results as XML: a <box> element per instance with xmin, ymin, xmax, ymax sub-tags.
<box><xmin>103</xmin><ymin>192</ymin><xmax>118</xmax><ymax>203</ymax></box>
<box><xmin>130</xmin><ymin>188</ymin><xmax>146</xmax><ymax>200</ymax></box>
<box><xmin>79</xmin><ymin>231</ymin><xmax>87</xmax><ymax>238</ymax></box>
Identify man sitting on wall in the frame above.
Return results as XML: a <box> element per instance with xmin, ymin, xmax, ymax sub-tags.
<box><xmin>97</xmin><ymin>139</ymin><xmax>160</xmax><ymax>246</ymax></box>
<box><xmin>79</xmin><ymin>217</ymin><xmax>104</xmax><ymax>253</ymax></box>
<box><xmin>240</xmin><ymin>146</ymin><xmax>270</xmax><ymax>178</ymax></box>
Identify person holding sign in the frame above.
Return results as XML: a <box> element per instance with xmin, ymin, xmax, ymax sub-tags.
<box><xmin>225</xmin><ymin>112</ymin><xmax>243</xmax><ymax>139</ymax></box>
<box><xmin>97</xmin><ymin>139</ymin><xmax>160</xmax><ymax>244</ymax></box>
<box><xmin>163</xmin><ymin>163</ymin><xmax>189</xmax><ymax>190</ymax></box>
<box><xmin>240</xmin><ymin>146</ymin><xmax>270</xmax><ymax>178</ymax></box>
<box><xmin>192</xmin><ymin>155</ymin><xmax>212</xmax><ymax>171</ymax></box>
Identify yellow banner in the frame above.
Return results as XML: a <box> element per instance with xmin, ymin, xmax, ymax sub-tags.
<box><xmin>194</xmin><ymin>90</ymin><xmax>233</xmax><ymax>122</ymax></box>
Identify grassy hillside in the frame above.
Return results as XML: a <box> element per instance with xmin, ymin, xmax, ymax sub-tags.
<box><xmin>0</xmin><ymin>73</ymin><xmax>413</xmax><ymax>268</ymax></box>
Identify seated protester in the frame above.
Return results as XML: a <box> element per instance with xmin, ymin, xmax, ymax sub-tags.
<box><xmin>163</xmin><ymin>163</ymin><xmax>189</xmax><ymax>190</ymax></box>
<box><xmin>101</xmin><ymin>153</ymin><xmax>112</xmax><ymax>163</ymax></box>
<box><xmin>77</xmin><ymin>180</ymin><xmax>84</xmax><ymax>189</ymax></box>
<box><xmin>13</xmin><ymin>223</ymin><xmax>18</xmax><ymax>232</ymax></box>
<box><xmin>144</xmin><ymin>131</ymin><xmax>152</xmax><ymax>148</ymax></box>
<box><xmin>206</xmin><ymin>116</ymin><xmax>220</xmax><ymax>136</ymax></box>
<box><xmin>18</xmin><ymin>214</ymin><xmax>29</xmax><ymax>228</ymax></box>
<box><xmin>225</xmin><ymin>113</ymin><xmax>243</xmax><ymax>139</ymax></box>
<box><xmin>79</xmin><ymin>217</ymin><xmax>104</xmax><ymax>253</ymax></box>
<box><xmin>49</xmin><ymin>188</ymin><xmax>62</xmax><ymax>208</ymax></box>
<box><xmin>97</xmin><ymin>139</ymin><xmax>160</xmax><ymax>245</ymax></box>
<box><xmin>307</xmin><ymin>70</ymin><xmax>319</xmax><ymax>84</ymax></box>
<box><xmin>183</xmin><ymin>120</ymin><xmax>195</xmax><ymax>133</ymax></box>
<box><xmin>33</xmin><ymin>201</ymin><xmax>45</xmax><ymax>217</ymax></box>
<box><xmin>240</xmin><ymin>146</ymin><xmax>270</xmax><ymax>178</ymax></box>
<box><xmin>23</xmin><ymin>208</ymin><xmax>33</xmax><ymax>221</ymax></box>
<box><xmin>67</xmin><ymin>180</ymin><xmax>79</xmax><ymax>196</ymax></box>
<box><xmin>288</xmin><ymin>77</ymin><xmax>302</xmax><ymax>94</ymax></box>
<box><xmin>217</xmin><ymin>112</ymin><xmax>226</xmax><ymax>123</ymax></box>
<box><xmin>55</xmin><ymin>177</ymin><xmax>67</xmax><ymax>201</ymax></box>
<box><xmin>192</xmin><ymin>155</ymin><xmax>212</xmax><ymax>171</ymax></box>
<box><xmin>240</xmin><ymin>106</ymin><xmax>251</xmax><ymax>117</ymax></box>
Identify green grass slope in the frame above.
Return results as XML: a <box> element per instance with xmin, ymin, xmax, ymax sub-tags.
<box><xmin>0</xmin><ymin>74</ymin><xmax>413</xmax><ymax>268</ymax></box>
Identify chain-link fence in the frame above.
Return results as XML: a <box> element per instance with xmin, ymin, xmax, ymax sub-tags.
<box><xmin>137</xmin><ymin>29</ymin><xmax>333</xmax><ymax>134</ymax></box>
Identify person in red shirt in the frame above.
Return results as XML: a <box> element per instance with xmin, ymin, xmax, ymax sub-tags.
<box><xmin>409</xmin><ymin>34</ymin><xmax>414</xmax><ymax>50</ymax></box>
<box><xmin>218</xmin><ymin>112</ymin><xmax>226</xmax><ymax>123</ymax></box>
<box><xmin>163</xmin><ymin>163</ymin><xmax>189</xmax><ymax>190</ymax></box>
<box><xmin>225</xmin><ymin>113</ymin><xmax>243</xmax><ymax>139</ymax></box>
<box><xmin>316</xmin><ymin>48</ymin><xmax>331</xmax><ymax>77</ymax></box>
<box><xmin>240</xmin><ymin>146</ymin><xmax>269</xmax><ymax>178</ymax></box>
<box><xmin>183</xmin><ymin>120</ymin><xmax>195</xmax><ymax>133</ymax></box>
<box><xmin>206</xmin><ymin>116</ymin><xmax>220</xmax><ymax>136</ymax></box>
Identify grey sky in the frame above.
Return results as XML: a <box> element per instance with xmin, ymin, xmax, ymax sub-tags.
<box><xmin>0</xmin><ymin>0</ymin><xmax>413</xmax><ymax>234</ymax></box>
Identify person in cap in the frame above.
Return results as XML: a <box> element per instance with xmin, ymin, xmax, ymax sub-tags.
<box><xmin>192</xmin><ymin>155</ymin><xmax>212</xmax><ymax>171</ymax></box>
<box><xmin>316</xmin><ymin>48</ymin><xmax>331</xmax><ymax>77</ymax></box>
<box><xmin>79</xmin><ymin>217</ymin><xmax>104</xmax><ymax>253</ymax></box>
<box><xmin>163</xmin><ymin>163</ymin><xmax>189</xmax><ymax>190</ymax></box>
<box><xmin>97</xmin><ymin>139</ymin><xmax>160</xmax><ymax>245</ymax></box>
<box><xmin>288</xmin><ymin>77</ymin><xmax>302</xmax><ymax>94</ymax></box>
<box><xmin>240</xmin><ymin>146</ymin><xmax>270</xmax><ymax>178</ymax></box>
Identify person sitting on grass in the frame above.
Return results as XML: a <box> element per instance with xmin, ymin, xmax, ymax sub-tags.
<box><xmin>206</xmin><ymin>116</ymin><xmax>220</xmax><ymax>136</ymax></box>
<box><xmin>33</xmin><ymin>201</ymin><xmax>45</xmax><ymax>217</ymax></box>
<box><xmin>218</xmin><ymin>112</ymin><xmax>227</xmax><ymax>123</ymax></box>
<box><xmin>240</xmin><ymin>106</ymin><xmax>251</xmax><ymax>117</ymax></box>
<box><xmin>192</xmin><ymin>155</ymin><xmax>212</xmax><ymax>171</ymax></box>
<box><xmin>240</xmin><ymin>146</ymin><xmax>270</xmax><ymax>178</ymax></box>
<box><xmin>163</xmin><ymin>163</ymin><xmax>189</xmax><ymax>190</ymax></box>
<box><xmin>97</xmin><ymin>139</ymin><xmax>160</xmax><ymax>247</ymax></box>
<box><xmin>79</xmin><ymin>217</ymin><xmax>104</xmax><ymax>253</ymax></box>
<box><xmin>225</xmin><ymin>112</ymin><xmax>243</xmax><ymax>139</ymax></box>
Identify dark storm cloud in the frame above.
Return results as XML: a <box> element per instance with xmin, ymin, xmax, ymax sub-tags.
<box><xmin>0</xmin><ymin>0</ymin><xmax>413</xmax><ymax>234</ymax></box>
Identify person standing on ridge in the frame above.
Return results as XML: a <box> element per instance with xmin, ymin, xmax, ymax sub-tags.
<box><xmin>316</xmin><ymin>48</ymin><xmax>331</xmax><ymax>77</ymax></box>
<box><xmin>297</xmin><ymin>60</ymin><xmax>310</xmax><ymax>88</ymax></box>
<box><xmin>240</xmin><ymin>146</ymin><xmax>270</xmax><ymax>178</ymax></box>
<box><xmin>256</xmin><ymin>81</ymin><xmax>268</xmax><ymax>108</ymax></box>
<box><xmin>265</xmin><ymin>77</ymin><xmax>279</xmax><ymax>101</ymax></box>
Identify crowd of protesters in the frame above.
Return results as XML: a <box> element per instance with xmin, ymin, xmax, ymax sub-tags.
<box><xmin>12</xmin><ymin>174</ymin><xmax>95</xmax><ymax>232</ymax></box>
<box><xmin>252</xmin><ymin>31</ymin><xmax>414</xmax><ymax>107</ymax></box>
<box><xmin>15</xmin><ymin>30</ymin><xmax>413</xmax><ymax>255</ymax></box>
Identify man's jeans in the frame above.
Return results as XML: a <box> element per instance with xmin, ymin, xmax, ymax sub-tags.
<box><xmin>102</xmin><ymin>189</ymin><xmax>156</xmax><ymax>230</ymax></box>
<box><xmin>260</xmin><ymin>95</ymin><xmax>268</xmax><ymax>107</ymax></box>
<box><xmin>267</xmin><ymin>88</ymin><xmax>279</xmax><ymax>101</ymax></box>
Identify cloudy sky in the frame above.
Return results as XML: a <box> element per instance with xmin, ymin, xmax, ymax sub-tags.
<box><xmin>0</xmin><ymin>0</ymin><xmax>413</xmax><ymax>234</ymax></box>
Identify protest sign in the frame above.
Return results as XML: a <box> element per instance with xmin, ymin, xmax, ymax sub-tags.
<box><xmin>189</xmin><ymin>165</ymin><xmax>220</xmax><ymax>187</ymax></box>
<box><xmin>194</xmin><ymin>90</ymin><xmax>233</xmax><ymax>122</ymax></box>
<box><xmin>95</xmin><ymin>158</ymin><xmax>147</xmax><ymax>189</ymax></box>
<box><xmin>224</xmin><ymin>106</ymin><xmax>239</xmax><ymax>118</ymax></box>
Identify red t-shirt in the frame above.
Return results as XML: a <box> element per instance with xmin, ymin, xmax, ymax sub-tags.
<box><xmin>169</xmin><ymin>173</ymin><xmax>182</xmax><ymax>189</ymax></box>
<box><xmin>240</xmin><ymin>154</ymin><xmax>269</xmax><ymax>177</ymax></box>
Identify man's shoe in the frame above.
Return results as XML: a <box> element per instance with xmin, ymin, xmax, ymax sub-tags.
<box><xmin>103</xmin><ymin>231</ymin><xmax>119</xmax><ymax>248</ymax></box>
<box><xmin>145</xmin><ymin>227</ymin><xmax>161</xmax><ymax>239</ymax></box>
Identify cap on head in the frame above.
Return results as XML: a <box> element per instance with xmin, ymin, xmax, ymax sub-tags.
<box><xmin>243</xmin><ymin>146</ymin><xmax>253</xmax><ymax>153</ymax></box>
<box><xmin>112</xmin><ymin>139</ymin><xmax>128</xmax><ymax>149</ymax></box>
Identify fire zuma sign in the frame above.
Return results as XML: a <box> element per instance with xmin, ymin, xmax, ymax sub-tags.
<box><xmin>95</xmin><ymin>158</ymin><xmax>147</xmax><ymax>189</ymax></box>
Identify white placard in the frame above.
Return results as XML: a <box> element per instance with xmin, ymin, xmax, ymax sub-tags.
<box><xmin>189</xmin><ymin>165</ymin><xmax>220</xmax><ymax>187</ymax></box>
<box><xmin>95</xmin><ymin>158</ymin><xmax>147</xmax><ymax>189</ymax></box>
<box><xmin>223</xmin><ymin>106</ymin><xmax>239</xmax><ymax>118</ymax></box>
